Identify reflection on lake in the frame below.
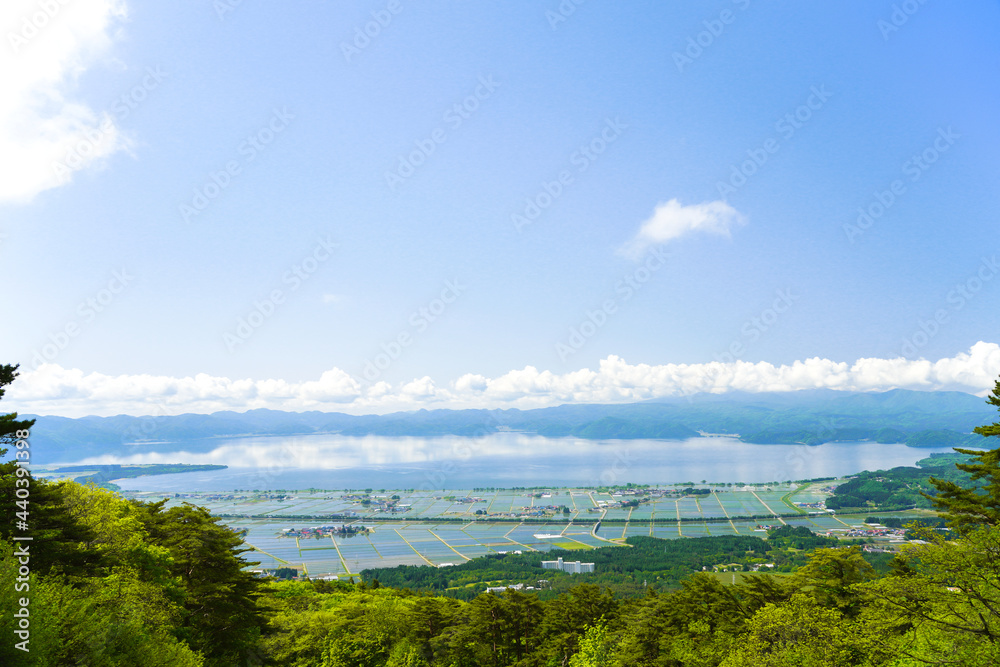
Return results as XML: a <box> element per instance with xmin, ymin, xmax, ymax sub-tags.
<box><xmin>66</xmin><ymin>433</ymin><xmax>958</xmax><ymax>492</ymax></box>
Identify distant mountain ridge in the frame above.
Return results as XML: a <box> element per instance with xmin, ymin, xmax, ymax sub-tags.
<box><xmin>23</xmin><ymin>388</ymin><xmax>995</xmax><ymax>463</ymax></box>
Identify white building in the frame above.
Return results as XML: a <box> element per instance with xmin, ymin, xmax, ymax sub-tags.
<box><xmin>540</xmin><ymin>557</ymin><xmax>594</xmax><ymax>574</ymax></box>
<box><xmin>486</xmin><ymin>583</ymin><xmax>526</xmax><ymax>594</ymax></box>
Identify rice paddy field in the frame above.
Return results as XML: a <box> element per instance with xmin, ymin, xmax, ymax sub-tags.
<box><xmin>117</xmin><ymin>481</ymin><xmax>915</xmax><ymax>576</ymax></box>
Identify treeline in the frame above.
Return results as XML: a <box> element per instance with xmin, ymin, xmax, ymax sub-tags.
<box><xmin>864</xmin><ymin>515</ymin><xmax>950</xmax><ymax>529</ymax></box>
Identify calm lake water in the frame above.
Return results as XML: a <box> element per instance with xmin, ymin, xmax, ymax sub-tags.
<box><xmin>67</xmin><ymin>433</ymin><xmax>957</xmax><ymax>492</ymax></box>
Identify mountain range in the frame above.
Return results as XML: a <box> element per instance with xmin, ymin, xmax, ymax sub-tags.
<box><xmin>22</xmin><ymin>388</ymin><xmax>995</xmax><ymax>464</ymax></box>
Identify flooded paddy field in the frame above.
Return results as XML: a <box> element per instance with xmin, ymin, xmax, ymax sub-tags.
<box><xmin>116</xmin><ymin>481</ymin><xmax>924</xmax><ymax>576</ymax></box>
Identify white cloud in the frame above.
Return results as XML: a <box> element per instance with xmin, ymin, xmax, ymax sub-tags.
<box><xmin>0</xmin><ymin>0</ymin><xmax>128</xmax><ymax>204</ymax></box>
<box><xmin>8</xmin><ymin>342</ymin><xmax>1000</xmax><ymax>417</ymax></box>
<box><xmin>298</xmin><ymin>369</ymin><xmax>361</xmax><ymax>403</ymax></box>
<box><xmin>454</xmin><ymin>373</ymin><xmax>488</xmax><ymax>393</ymax></box>
<box><xmin>400</xmin><ymin>376</ymin><xmax>439</xmax><ymax>400</ymax></box>
<box><xmin>620</xmin><ymin>199</ymin><xmax>745</xmax><ymax>259</ymax></box>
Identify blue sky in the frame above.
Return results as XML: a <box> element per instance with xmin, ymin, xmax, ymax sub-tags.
<box><xmin>2</xmin><ymin>0</ymin><xmax>999</xmax><ymax>416</ymax></box>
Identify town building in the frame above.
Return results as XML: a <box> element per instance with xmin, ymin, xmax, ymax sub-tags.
<box><xmin>540</xmin><ymin>557</ymin><xmax>594</xmax><ymax>574</ymax></box>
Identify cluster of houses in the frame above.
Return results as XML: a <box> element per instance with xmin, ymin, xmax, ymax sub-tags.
<box><xmin>610</xmin><ymin>488</ymin><xmax>647</xmax><ymax>497</ymax></box>
<box><xmin>249</xmin><ymin>568</ymin><xmax>344</xmax><ymax>581</ymax></box>
<box><xmin>795</xmin><ymin>501</ymin><xmax>827</xmax><ymax>511</ymax></box>
<box><xmin>479</xmin><ymin>509</ymin><xmax>548</xmax><ymax>519</ymax></box>
<box><xmin>831</xmin><ymin>526</ymin><xmax>906</xmax><ymax>539</ymax></box>
<box><xmin>369</xmin><ymin>503</ymin><xmax>410</xmax><ymax>514</ymax></box>
<box><xmin>861</xmin><ymin>544</ymin><xmax>895</xmax><ymax>553</ymax></box>
<box><xmin>472</xmin><ymin>504</ymin><xmax>567</xmax><ymax>519</ymax></box>
<box><xmin>706</xmin><ymin>562</ymin><xmax>776</xmax><ymax>573</ymax></box>
<box><xmin>586</xmin><ymin>486</ymin><xmax>730</xmax><ymax>511</ymax></box>
<box><xmin>485</xmin><ymin>581</ymin><xmax>549</xmax><ymax>594</ymax></box>
<box><xmin>588</xmin><ymin>499</ymin><xmax>639</xmax><ymax>511</ymax></box>
<box><xmin>515</xmin><ymin>508</ymin><xmax>550</xmax><ymax>518</ymax></box>
<box><xmin>171</xmin><ymin>492</ymin><xmax>250</xmax><ymax>502</ymax></box>
<box><xmin>341</xmin><ymin>493</ymin><xmax>411</xmax><ymax>514</ymax></box>
<box><xmin>512</xmin><ymin>504</ymin><xmax>566</xmax><ymax>517</ymax></box>
<box><xmin>588</xmin><ymin>491</ymin><xmax>659</xmax><ymax>510</ymax></box>
<box><xmin>277</xmin><ymin>524</ymin><xmax>371</xmax><ymax>538</ymax></box>
<box><xmin>236</xmin><ymin>493</ymin><xmax>295</xmax><ymax>502</ymax></box>
<box><xmin>750</xmin><ymin>563</ymin><xmax>776</xmax><ymax>572</ymax></box>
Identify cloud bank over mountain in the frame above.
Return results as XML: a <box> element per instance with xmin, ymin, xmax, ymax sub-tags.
<box><xmin>9</xmin><ymin>342</ymin><xmax>999</xmax><ymax>418</ymax></box>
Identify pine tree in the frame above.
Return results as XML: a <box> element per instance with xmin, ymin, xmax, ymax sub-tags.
<box><xmin>1</xmin><ymin>364</ymin><xmax>98</xmax><ymax>577</ymax></box>
<box><xmin>0</xmin><ymin>364</ymin><xmax>34</xmax><ymax>456</ymax></box>
<box><xmin>926</xmin><ymin>377</ymin><xmax>1000</xmax><ymax>529</ymax></box>
<box><xmin>136</xmin><ymin>500</ymin><xmax>266</xmax><ymax>664</ymax></box>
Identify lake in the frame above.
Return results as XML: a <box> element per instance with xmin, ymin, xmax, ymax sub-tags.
<box><xmin>67</xmin><ymin>433</ymin><xmax>957</xmax><ymax>492</ymax></box>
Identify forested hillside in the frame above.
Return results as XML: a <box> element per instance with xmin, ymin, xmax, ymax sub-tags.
<box><xmin>826</xmin><ymin>452</ymin><xmax>976</xmax><ymax>510</ymax></box>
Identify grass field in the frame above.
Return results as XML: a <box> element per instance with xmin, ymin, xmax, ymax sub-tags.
<box><xmin>551</xmin><ymin>540</ymin><xmax>592</xmax><ymax>550</ymax></box>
